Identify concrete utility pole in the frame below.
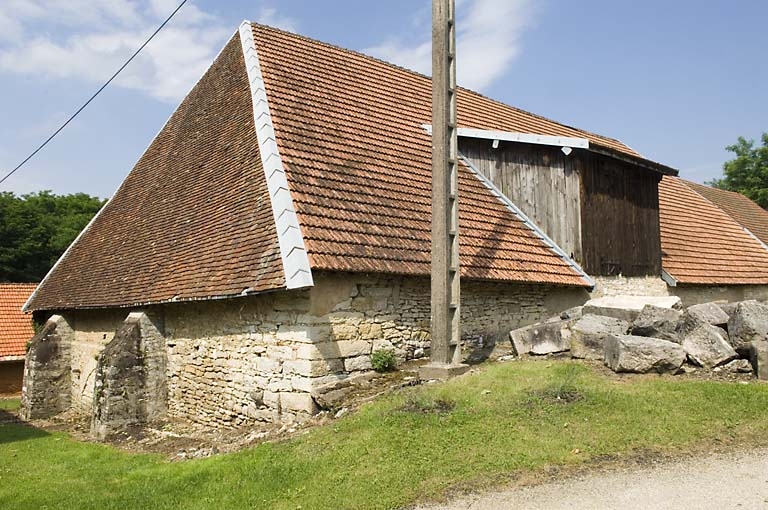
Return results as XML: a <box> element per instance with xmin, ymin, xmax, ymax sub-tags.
<box><xmin>420</xmin><ymin>0</ymin><xmax>468</xmax><ymax>380</ymax></box>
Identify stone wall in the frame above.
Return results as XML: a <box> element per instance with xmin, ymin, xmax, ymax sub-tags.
<box><xmin>29</xmin><ymin>273</ymin><xmax>588</xmax><ymax>429</ymax></box>
<box><xmin>69</xmin><ymin>309</ymin><xmax>130</xmax><ymax>413</ymax></box>
<box><xmin>590</xmin><ymin>276</ymin><xmax>768</xmax><ymax>308</ymax></box>
<box><xmin>670</xmin><ymin>285</ymin><xmax>768</xmax><ymax>307</ymax></box>
<box><xmin>590</xmin><ymin>276</ymin><xmax>670</xmax><ymax>299</ymax></box>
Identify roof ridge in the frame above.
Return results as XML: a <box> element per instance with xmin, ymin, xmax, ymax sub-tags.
<box><xmin>250</xmin><ymin>22</ymin><xmax>638</xmax><ymax>157</ymax></box>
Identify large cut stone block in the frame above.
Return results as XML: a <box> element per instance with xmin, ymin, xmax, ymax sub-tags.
<box><xmin>751</xmin><ymin>340</ymin><xmax>768</xmax><ymax>380</ymax></box>
<box><xmin>570</xmin><ymin>315</ymin><xmax>629</xmax><ymax>360</ymax></box>
<box><xmin>681</xmin><ymin>324</ymin><xmax>737</xmax><ymax>369</ymax></box>
<box><xmin>685</xmin><ymin>303</ymin><xmax>729</xmax><ymax>328</ymax></box>
<box><xmin>604</xmin><ymin>335</ymin><xmax>686</xmax><ymax>374</ymax></box>
<box><xmin>728</xmin><ymin>300</ymin><xmax>768</xmax><ymax>354</ymax></box>
<box><xmin>630</xmin><ymin>305</ymin><xmax>682</xmax><ymax>342</ymax></box>
<box><xmin>509</xmin><ymin>319</ymin><xmax>572</xmax><ymax>356</ymax></box>
<box><xmin>583</xmin><ymin>296</ymin><xmax>682</xmax><ymax>322</ymax></box>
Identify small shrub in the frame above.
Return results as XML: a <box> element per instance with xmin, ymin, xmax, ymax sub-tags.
<box><xmin>371</xmin><ymin>349</ymin><xmax>397</xmax><ymax>372</ymax></box>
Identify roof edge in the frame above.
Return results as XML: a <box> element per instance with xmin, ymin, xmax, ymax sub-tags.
<box><xmin>23</xmin><ymin>198</ymin><xmax>110</xmax><ymax>312</ymax></box>
<box><xmin>239</xmin><ymin>21</ymin><xmax>313</xmax><ymax>290</ymax></box>
<box><xmin>458</xmin><ymin>153</ymin><xmax>595</xmax><ymax>289</ymax></box>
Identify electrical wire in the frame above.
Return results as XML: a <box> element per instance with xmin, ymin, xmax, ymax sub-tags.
<box><xmin>0</xmin><ymin>0</ymin><xmax>189</xmax><ymax>187</ymax></box>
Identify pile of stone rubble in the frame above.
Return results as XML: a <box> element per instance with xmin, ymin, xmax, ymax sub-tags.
<box><xmin>509</xmin><ymin>296</ymin><xmax>768</xmax><ymax>378</ymax></box>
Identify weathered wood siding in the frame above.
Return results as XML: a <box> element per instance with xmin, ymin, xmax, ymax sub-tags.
<box><xmin>459</xmin><ymin>138</ymin><xmax>662</xmax><ymax>277</ymax></box>
<box><xmin>580</xmin><ymin>153</ymin><xmax>662</xmax><ymax>276</ymax></box>
<box><xmin>459</xmin><ymin>138</ymin><xmax>583</xmax><ymax>262</ymax></box>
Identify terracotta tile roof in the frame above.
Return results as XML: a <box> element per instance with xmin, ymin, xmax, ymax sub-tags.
<box><xmin>31</xmin><ymin>23</ymin><xmax>663</xmax><ymax>311</ymax></box>
<box><xmin>252</xmin><ymin>24</ymin><xmax>608</xmax><ymax>287</ymax></box>
<box><xmin>683</xmin><ymin>180</ymin><xmax>768</xmax><ymax>246</ymax></box>
<box><xmin>0</xmin><ymin>283</ymin><xmax>36</xmax><ymax>359</ymax></box>
<box><xmin>659</xmin><ymin>176</ymin><xmax>768</xmax><ymax>285</ymax></box>
<box><xmin>26</xmin><ymin>36</ymin><xmax>285</xmax><ymax>311</ymax></box>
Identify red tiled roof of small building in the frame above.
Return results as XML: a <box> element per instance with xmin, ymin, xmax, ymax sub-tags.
<box><xmin>659</xmin><ymin>176</ymin><xmax>768</xmax><ymax>285</ymax></box>
<box><xmin>684</xmin><ymin>180</ymin><xmax>768</xmax><ymax>246</ymax></box>
<box><xmin>0</xmin><ymin>283</ymin><xmax>36</xmax><ymax>359</ymax></box>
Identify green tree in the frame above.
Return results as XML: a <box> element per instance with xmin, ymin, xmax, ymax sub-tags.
<box><xmin>708</xmin><ymin>133</ymin><xmax>768</xmax><ymax>209</ymax></box>
<box><xmin>0</xmin><ymin>191</ymin><xmax>105</xmax><ymax>282</ymax></box>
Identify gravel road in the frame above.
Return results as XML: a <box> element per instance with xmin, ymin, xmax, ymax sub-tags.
<box><xmin>416</xmin><ymin>448</ymin><xmax>768</xmax><ymax>510</ymax></box>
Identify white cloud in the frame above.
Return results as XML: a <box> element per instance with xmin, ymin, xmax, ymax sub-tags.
<box><xmin>256</xmin><ymin>7</ymin><xmax>299</xmax><ymax>33</ymax></box>
<box><xmin>0</xmin><ymin>0</ymin><xmax>233</xmax><ymax>102</ymax></box>
<box><xmin>365</xmin><ymin>0</ymin><xmax>535</xmax><ymax>92</ymax></box>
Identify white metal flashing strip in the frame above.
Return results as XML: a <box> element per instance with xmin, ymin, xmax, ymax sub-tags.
<box><xmin>661</xmin><ymin>269</ymin><xmax>677</xmax><ymax>288</ymax></box>
<box><xmin>423</xmin><ymin>125</ymin><xmax>589</xmax><ymax>150</ymax></box>
<box><xmin>238</xmin><ymin>21</ymin><xmax>313</xmax><ymax>290</ymax></box>
<box><xmin>459</xmin><ymin>154</ymin><xmax>595</xmax><ymax>289</ymax></box>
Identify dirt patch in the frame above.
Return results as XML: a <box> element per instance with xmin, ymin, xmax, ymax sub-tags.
<box><xmin>400</xmin><ymin>396</ymin><xmax>456</xmax><ymax>414</ymax></box>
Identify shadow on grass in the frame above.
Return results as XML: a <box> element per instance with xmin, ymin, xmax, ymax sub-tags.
<box><xmin>0</xmin><ymin>415</ymin><xmax>51</xmax><ymax>444</ymax></box>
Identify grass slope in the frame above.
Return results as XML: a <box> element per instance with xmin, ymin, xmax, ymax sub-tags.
<box><xmin>2</xmin><ymin>361</ymin><xmax>768</xmax><ymax>510</ymax></box>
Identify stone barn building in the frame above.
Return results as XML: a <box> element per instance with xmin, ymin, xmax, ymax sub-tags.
<box><xmin>20</xmin><ymin>22</ymin><xmax>768</xmax><ymax>433</ymax></box>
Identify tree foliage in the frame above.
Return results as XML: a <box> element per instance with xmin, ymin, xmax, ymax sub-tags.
<box><xmin>708</xmin><ymin>133</ymin><xmax>768</xmax><ymax>209</ymax></box>
<box><xmin>0</xmin><ymin>191</ymin><xmax>105</xmax><ymax>283</ymax></box>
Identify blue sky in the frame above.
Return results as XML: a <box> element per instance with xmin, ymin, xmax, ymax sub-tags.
<box><xmin>1</xmin><ymin>0</ymin><xmax>766</xmax><ymax>198</ymax></box>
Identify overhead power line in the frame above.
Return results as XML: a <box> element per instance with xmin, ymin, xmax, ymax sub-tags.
<box><xmin>0</xmin><ymin>0</ymin><xmax>189</xmax><ymax>187</ymax></box>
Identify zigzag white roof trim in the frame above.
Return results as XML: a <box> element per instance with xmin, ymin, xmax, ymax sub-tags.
<box><xmin>238</xmin><ymin>21</ymin><xmax>313</xmax><ymax>290</ymax></box>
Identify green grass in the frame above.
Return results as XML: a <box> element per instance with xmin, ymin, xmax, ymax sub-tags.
<box><xmin>0</xmin><ymin>398</ymin><xmax>20</xmax><ymax>411</ymax></box>
<box><xmin>2</xmin><ymin>361</ymin><xmax>768</xmax><ymax>510</ymax></box>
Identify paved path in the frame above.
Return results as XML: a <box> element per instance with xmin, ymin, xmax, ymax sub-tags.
<box><xmin>417</xmin><ymin>449</ymin><xmax>768</xmax><ymax>510</ymax></box>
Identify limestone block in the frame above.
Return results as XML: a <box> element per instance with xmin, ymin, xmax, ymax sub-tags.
<box><xmin>295</xmin><ymin>342</ymin><xmax>342</xmax><ymax>361</ymax></box>
<box><xmin>509</xmin><ymin>319</ymin><xmax>571</xmax><ymax>356</ymax></box>
<box><xmin>266</xmin><ymin>345</ymin><xmax>295</xmax><ymax>361</ymax></box>
<box><xmin>255</xmin><ymin>357</ymin><xmax>281</xmax><ymax>374</ymax></box>
<box><xmin>571</xmin><ymin>315</ymin><xmax>629</xmax><ymax>360</ymax></box>
<box><xmin>331</xmin><ymin>324</ymin><xmax>360</xmax><ymax>341</ymax></box>
<box><xmin>359</xmin><ymin>323</ymin><xmax>384</xmax><ymax>340</ymax></box>
<box><xmin>720</xmin><ymin>359</ymin><xmax>753</xmax><ymax>374</ymax></box>
<box><xmin>267</xmin><ymin>379</ymin><xmax>292</xmax><ymax>392</ymax></box>
<box><xmin>276</xmin><ymin>326</ymin><xmax>330</xmax><ymax>344</ymax></box>
<box><xmin>290</xmin><ymin>376</ymin><xmax>315</xmax><ymax>393</ymax></box>
<box><xmin>344</xmin><ymin>355</ymin><xmax>373</xmax><ymax>372</ymax></box>
<box><xmin>752</xmin><ymin>340</ymin><xmax>768</xmax><ymax>380</ymax></box>
<box><xmin>681</xmin><ymin>324</ymin><xmax>737</xmax><ymax>369</ymax></box>
<box><xmin>630</xmin><ymin>305</ymin><xmax>681</xmax><ymax>342</ymax></box>
<box><xmin>728</xmin><ymin>300</ymin><xmax>768</xmax><ymax>354</ymax></box>
<box><xmin>603</xmin><ymin>335</ymin><xmax>686</xmax><ymax>374</ymax></box>
<box><xmin>583</xmin><ymin>296</ymin><xmax>682</xmax><ymax>322</ymax></box>
<box><xmin>263</xmin><ymin>391</ymin><xmax>280</xmax><ymax>408</ymax></box>
<box><xmin>336</xmin><ymin>340</ymin><xmax>372</xmax><ymax>357</ymax></box>
<box><xmin>685</xmin><ymin>303</ymin><xmax>729</xmax><ymax>328</ymax></box>
<box><xmin>280</xmin><ymin>392</ymin><xmax>318</xmax><ymax>414</ymax></box>
<box><xmin>283</xmin><ymin>358</ymin><xmax>343</xmax><ymax>377</ymax></box>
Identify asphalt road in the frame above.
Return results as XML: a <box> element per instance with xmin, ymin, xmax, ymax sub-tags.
<box><xmin>416</xmin><ymin>448</ymin><xmax>768</xmax><ymax>510</ymax></box>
